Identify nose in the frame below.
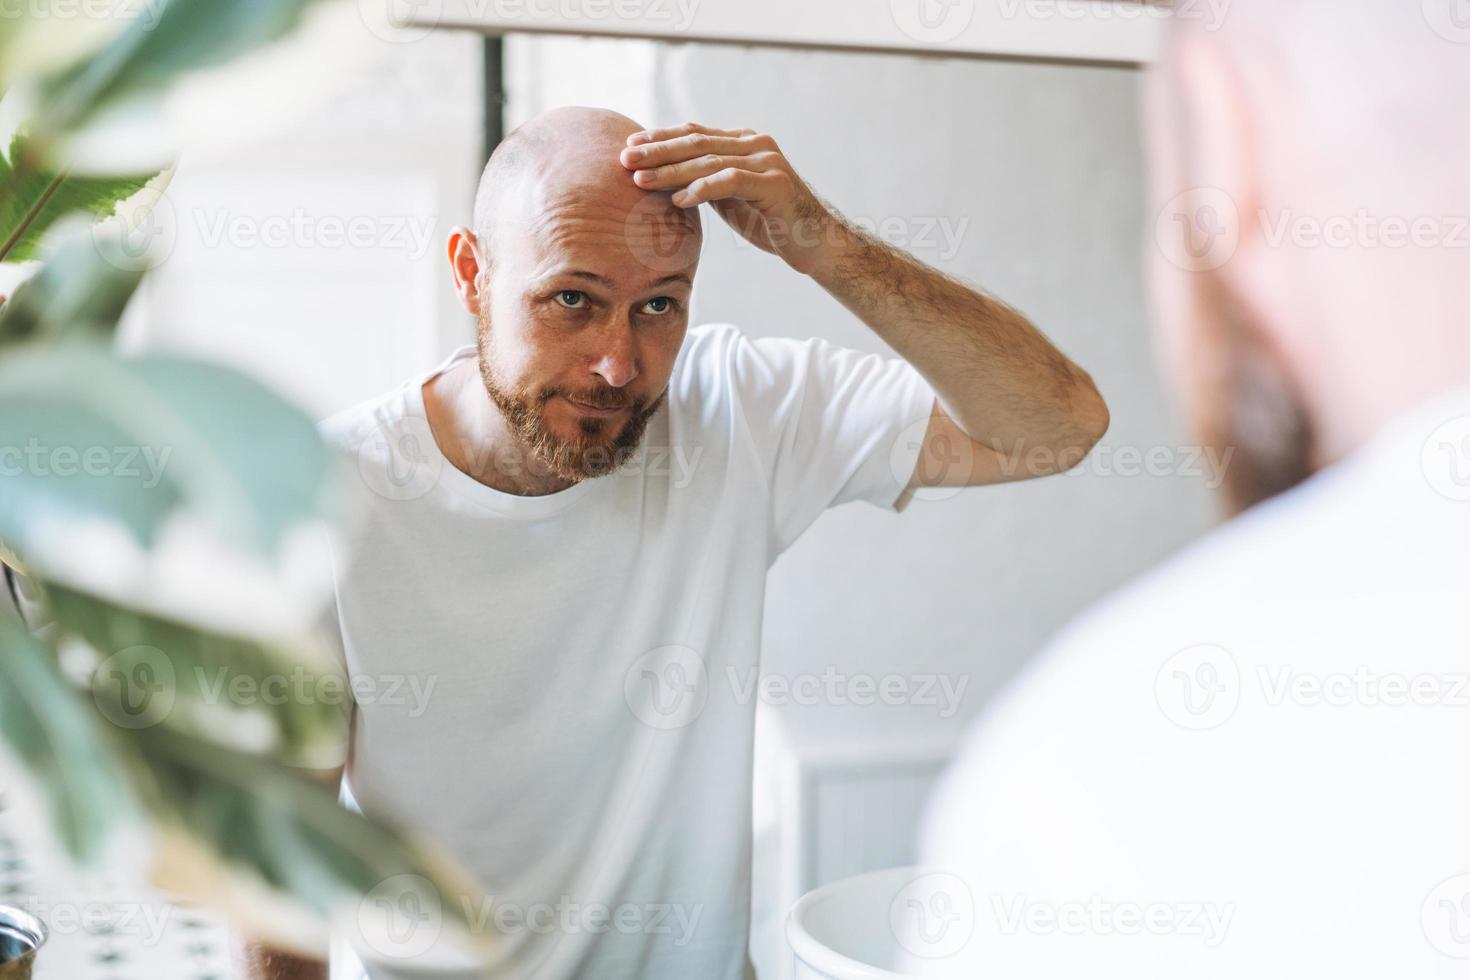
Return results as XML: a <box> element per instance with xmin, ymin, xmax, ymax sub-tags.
<box><xmin>590</xmin><ymin>318</ymin><xmax>639</xmax><ymax>390</ymax></box>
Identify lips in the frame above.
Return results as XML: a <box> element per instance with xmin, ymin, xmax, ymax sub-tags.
<box><xmin>564</xmin><ymin>395</ymin><xmax>628</xmax><ymax>418</ymax></box>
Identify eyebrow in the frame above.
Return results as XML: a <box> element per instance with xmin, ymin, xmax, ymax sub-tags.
<box><xmin>559</xmin><ymin>270</ymin><xmax>693</xmax><ymax>290</ymax></box>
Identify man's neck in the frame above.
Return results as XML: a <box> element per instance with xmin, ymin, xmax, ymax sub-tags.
<box><xmin>422</xmin><ymin>359</ymin><xmax>578</xmax><ymax>497</ymax></box>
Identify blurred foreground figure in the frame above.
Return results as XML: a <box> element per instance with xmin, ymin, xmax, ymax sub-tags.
<box><xmin>909</xmin><ymin>2</ymin><xmax>1470</xmax><ymax>976</ymax></box>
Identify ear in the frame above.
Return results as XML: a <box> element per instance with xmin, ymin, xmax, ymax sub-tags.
<box><xmin>447</xmin><ymin>226</ymin><xmax>486</xmax><ymax>315</ymax></box>
<box><xmin>1171</xmin><ymin>31</ymin><xmax>1264</xmax><ymax>272</ymax></box>
<box><xmin>1144</xmin><ymin>30</ymin><xmax>1267</xmax><ymax>422</ymax></box>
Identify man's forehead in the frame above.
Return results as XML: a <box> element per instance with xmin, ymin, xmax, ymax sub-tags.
<box><xmin>503</xmin><ymin>184</ymin><xmax>701</xmax><ymax>286</ymax></box>
<box><xmin>516</xmin><ymin>226</ymin><xmax>700</xmax><ymax>289</ymax></box>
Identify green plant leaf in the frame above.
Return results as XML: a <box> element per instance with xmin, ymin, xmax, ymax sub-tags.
<box><xmin>37</xmin><ymin>0</ymin><xmax>324</xmax><ymax>138</ymax></box>
<box><xmin>0</xmin><ymin>2</ymin><xmax>133</xmax><ymax>90</ymax></box>
<box><xmin>0</xmin><ymin>620</ymin><xmax>140</xmax><ymax>862</ymax></box>
<box><xmin>0</xmin><ymin>232</ymin><xmax>147</xmax><ymax>348</ymax></box>
<box><xmin>0</xmin><ymin>131</ymin><xmax>157</xmax><ymax>264</ymax></box>
<box><xmin>0</xmin><ymin>342</ymin><xmax>339</xmax><ymax>590</ymax></box>
<box><xmin>43</xmin><ymin>581</ymin><xmax>349</xmax><ymax>769</ymax></box>
<box><xmin>135</xmin><ymin>725</ymin><xmax>496</xmax><ymax>963</ymax></box>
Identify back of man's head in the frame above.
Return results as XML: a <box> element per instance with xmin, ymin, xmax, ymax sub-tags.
<box><xmin>1146</xmin><ymin>0</ymin><xmax>1470</xmax><ymax>513</ymax></box>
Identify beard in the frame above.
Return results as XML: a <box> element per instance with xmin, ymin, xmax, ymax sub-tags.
<box><xmin>475</xmin><ymin>315</ymin><xmax>666</xmax><ymax>482</ymax></box>
<box><xmin>1192</xmin><ymin>270</ymin><xmax>1318</xmax><ymax>516</ymax></box>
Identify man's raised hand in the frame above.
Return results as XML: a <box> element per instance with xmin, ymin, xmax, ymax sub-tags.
<box><xmin>619</xmin><ymin>122</ymin><xmax>835</xmax><ymax>276</ymax></box>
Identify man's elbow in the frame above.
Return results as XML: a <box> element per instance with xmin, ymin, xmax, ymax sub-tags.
<box><xmin>1048</xmin><ymin>379</ymin><xmax>1110</xmax><ymax>476</ymax></box>
<box><xmin>1075</xmin><ymin>379</ymin><xmax>1111</xmax><ymax>453</ymax></box>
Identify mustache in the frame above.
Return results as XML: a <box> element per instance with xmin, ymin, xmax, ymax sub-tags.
<box><xmin>544</xmin><ymin>385</ymin><xmax>636</xmax><ymax>411</ymax></box>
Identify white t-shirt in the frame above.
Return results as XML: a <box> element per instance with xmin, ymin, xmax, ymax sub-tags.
<box><xmin>904</xmin><ymin>387</ymin><xmax>1470</xmax><ymax>979</ymax></box>
<box><xmin>319</xmin><ymin>323</ymin><xmax>935</xmax><ymax>980</ymax></box>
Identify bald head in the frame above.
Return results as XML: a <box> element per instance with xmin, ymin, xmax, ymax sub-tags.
<box><xmin>1163</xmin><ymin>0</ymin><xmax>1470</xmax><ymax>189</ymax></box>
<box><xmin>473</xmin><ymin>106</ymin><xmax>701</xmax><ymax>270</ymax></box>
<box><xmin>1146</xmin><ymin>0</ymin><xmax>1470</xmax><ymax>510</ymax></box>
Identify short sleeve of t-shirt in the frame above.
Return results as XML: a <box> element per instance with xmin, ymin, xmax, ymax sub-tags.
<box><xmin>717</xmin><ymin>325</ymin><xmax>936</xmax><ymax>556</ymax></box>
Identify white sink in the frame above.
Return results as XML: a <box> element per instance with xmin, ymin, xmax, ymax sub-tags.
<box><xmin>786</xmin><ymin>867</ymin><xmax>935</xmax><ymax>980</ymax></box>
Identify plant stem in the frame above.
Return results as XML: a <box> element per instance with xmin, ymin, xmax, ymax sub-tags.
<box><xmin>0</xmin><ymin>169</ymin><xmax>67</xmax><ymax>263</ymax></box>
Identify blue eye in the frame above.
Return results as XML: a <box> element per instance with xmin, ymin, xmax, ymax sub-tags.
<box><xmin>641</xmin><ymin>297</ymin><xmax>674</xmax><ymax>316</ymax></box>
<box><xmin>556</xmin><ymin>290</ymin><xmax>587</xmax><ymax>309</ymax></box>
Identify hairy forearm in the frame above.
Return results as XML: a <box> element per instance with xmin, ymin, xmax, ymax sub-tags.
<box><xmin>808</xmin><ymin>209</ymin><xmax>1109</xmax><ymax>457</ymax></box>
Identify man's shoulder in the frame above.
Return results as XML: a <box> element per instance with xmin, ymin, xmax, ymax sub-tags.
<box><xmin>673</xmin><ymin>321</ymin><xmax>825</xmax><ymax>391</ymax></box>
<box><xmin>917</xmin><ymin>409</ymin><xmax>1470</xmax><ymax>976</ymax></box>
<box><xmin>672</xmin><ymin>322</ymin><xmax>743</xmax><ymax>390</ymax></box>
<box><xmin>318</xmin><ymin>390</ymin><xmax>404</xmax><ymax>453</ymax></box>
<box><xmin>1050</xmin><ymin>396</ymin><xmax>1470</xmax><ymax>667</ymax></box>
<box><xmin>667</xmin><ymin>322</ymin><xmax>755</xmax><ymax>425</ymax></box>
<box><xmin>671</xmin><ymin>321</ymin><xmax>852</xmax><ymax>410</ymax></box>
<box><xmin>316</xmin><ymin>370</ymin><xmax>439</xmax><ymax>454</ymax></box>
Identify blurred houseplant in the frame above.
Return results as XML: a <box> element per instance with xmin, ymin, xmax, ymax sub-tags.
<box><xmin>0</xmin><ymin>0</ymin><xmax>489</xmax><ymax>965</ymax></box>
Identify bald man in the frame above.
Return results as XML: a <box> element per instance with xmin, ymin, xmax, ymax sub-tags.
<box><xmin>907</xmin><ymin>3</ymin><xmax>1470</xmax><ymax>978</ymax></box>
<box><xmin>246</xmin><ymin>108</ymin><xmax>1106</xmax><ymax>979</ymax></box>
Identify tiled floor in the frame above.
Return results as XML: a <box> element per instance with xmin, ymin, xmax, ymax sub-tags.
<box><xmin>0</xmin><ymin>814</ymin><xmax>233</xmax><ymax>979</ymax></box>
